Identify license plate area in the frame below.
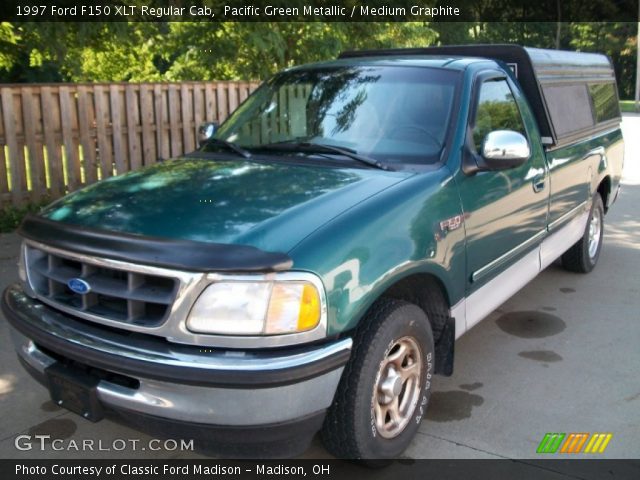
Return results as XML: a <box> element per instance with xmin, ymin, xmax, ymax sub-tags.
<box><xmin>45</xmin><ymin>362</ymin><xmax>104</xmax><ymax>422</ymax></box>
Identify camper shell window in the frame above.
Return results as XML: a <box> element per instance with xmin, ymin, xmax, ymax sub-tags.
<box><xmin>588</xmin><ymin>82</ymin><xmax>620</xmax><ymax>124</ymax></box>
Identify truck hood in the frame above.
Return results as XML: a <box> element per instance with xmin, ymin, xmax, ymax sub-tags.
<box><xmin>40</xmin><ymin>157</ymin><xmax>411</xmax><ymax>253</ymax></box>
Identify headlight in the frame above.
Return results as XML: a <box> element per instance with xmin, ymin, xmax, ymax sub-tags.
<box><xmin>186</xmin><ymin>277</ymin><xmax>323</xmax><ymax>336</ymax></box>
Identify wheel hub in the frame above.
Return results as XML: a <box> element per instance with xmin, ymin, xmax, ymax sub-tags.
<box><xmin>379</xmin><ymin>366</ymin><xmax>404</xmax><ymax>403</ymax></box>
<box><xmin>372</xmin><ymin>336</ymin><xmax>423</xmax><ymax>439</ymax></box>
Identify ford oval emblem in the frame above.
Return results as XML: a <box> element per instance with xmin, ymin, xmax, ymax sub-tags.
<box><xmin>68</xmin><ymin>278</ymin><xmax>91</xmax><ymax>295</ymax></box>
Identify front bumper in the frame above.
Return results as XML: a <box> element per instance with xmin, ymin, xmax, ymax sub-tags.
<box><xmin>2</xmin><ymin>283</ymin><xmax>351</xmax><ymax>428</ymax></box>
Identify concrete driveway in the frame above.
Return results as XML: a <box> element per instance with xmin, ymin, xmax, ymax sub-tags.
<box><xmin>0</xmin><ymin>115</ymin><xmax>638</xmax><ymax>460</ymax></box>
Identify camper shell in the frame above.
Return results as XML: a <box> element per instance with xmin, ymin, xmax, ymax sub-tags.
<box><xmin>340</xmin><ymin>44</ymin><xmax>621</xmax><ymax>148</ymax></box>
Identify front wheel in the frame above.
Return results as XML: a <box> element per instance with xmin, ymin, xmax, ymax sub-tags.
<box><xmin>562</xmin><ymin>193</ymin><xmax>604</xmax><ymax>273</ymax></box>
<box><xmin>321</xmin><ymin>298</ymin><xmax>434</xmax><ymax>459</ymax></box>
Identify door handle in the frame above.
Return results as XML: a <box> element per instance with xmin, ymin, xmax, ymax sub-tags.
<box><xmin>532</xmin><ymin>175</ymin><xmax>546</xmax><ymax>193</ymax></box>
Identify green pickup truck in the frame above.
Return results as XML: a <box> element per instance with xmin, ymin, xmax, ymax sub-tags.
<box><xmin>3</xmin><ymin>45</ymin><xmax>624</xmax><ymax>459</ymax></box>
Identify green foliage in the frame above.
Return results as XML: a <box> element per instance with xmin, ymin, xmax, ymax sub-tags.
<box><xmin>0</xmin><ymin>22</ymin><xmax>437</xmax><ymax>82</ymax></box>
<box><xmin>0</xmin><ymin>199</ymin><xmax>48</xmax><ymax>233</ymax></box>
<box><xmin>155</xmin><ymin>22</ymin><xmax>437</xmax><ymax>81</ymax></box>
<box><xmin>0</xmin><ymin>21</ymin><xmax>635</xmax><ymax>98</ymax></box>
<box><xmin>620</xmin><ymin>100</ymin><xmax>640</xmax><ymax>113</ymax></box>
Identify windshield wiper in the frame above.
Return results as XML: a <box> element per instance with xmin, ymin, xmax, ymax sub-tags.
<box><xmin>202</xmin><ymin>138</ymin><xmax>252</xmax><ymax>159</ymax></box>
<box><xmin>256</xmin><ymin>141</ymin><xmax>389</xmax><ymax>171</ymax></box>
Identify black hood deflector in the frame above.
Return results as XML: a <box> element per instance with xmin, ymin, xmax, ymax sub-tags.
<box><xmin>19</xmin><ymin>214</ymin><xmax>293</xmax><ymax>273</ymax></box>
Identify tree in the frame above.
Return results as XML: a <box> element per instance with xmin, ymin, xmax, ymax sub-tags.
<box><xmin>0</xmin><ymin>22</ymin><xmax>437</xmax><ymax>82</ymax></box>
<box><xmin>0</xmin><ymin>21</ymin><xmax>635</xmax><ymax>99</ymax></box>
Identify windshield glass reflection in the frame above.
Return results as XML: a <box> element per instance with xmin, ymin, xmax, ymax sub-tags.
<box><xmin>209</xmin><ymin>66</ymin><xmax>460</xmax><ymax>166</ymax></box>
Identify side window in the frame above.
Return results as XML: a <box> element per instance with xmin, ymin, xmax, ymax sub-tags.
<box><xmin>588</xmin><ymin>83</ymin><xmax>620</xmax><ymax>124</ymax></box>
<box><xmin>472</xmin><ymin>79</ymin><xmax>526</xmax><ymax>151</ymax></box>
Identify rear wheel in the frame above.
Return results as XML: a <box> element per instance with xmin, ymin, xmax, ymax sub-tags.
<box><xmin>321</xmin><ymin>298</ymin><xmax>434</xmax><ymax>459</ymax></box>
<box><xmin>562</xmin><ymin>193</ymin><xmax>604</xmax><ymax>273</ymax></box>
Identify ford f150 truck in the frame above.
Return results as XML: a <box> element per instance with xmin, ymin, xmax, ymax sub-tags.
<box><xmin>2</xmin><ymin>45</ymin><xmax>624</xmax><ymax>459</ymax></box>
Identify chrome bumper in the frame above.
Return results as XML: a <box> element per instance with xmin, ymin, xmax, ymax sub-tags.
<box><xmin>4</xmin><ymin>284</ymin><xmax>351</xmax><ymax>426</ymax></box>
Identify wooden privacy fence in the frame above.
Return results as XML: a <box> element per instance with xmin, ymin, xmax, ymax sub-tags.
<box><xmin>0</xmin><ymin>81</ymin><xmax>260</xmax><ymax>207</ymax></box>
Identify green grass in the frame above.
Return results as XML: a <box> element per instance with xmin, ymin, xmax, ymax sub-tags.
<box><xmin>620</xmin><ymin>100</ymin><xmax>640</xmax><ymax>113</ymax></box>
<box><xmin>0</xmin><ymin>200</ymin><xmax>50</xmax><ymax>233</ymax></box>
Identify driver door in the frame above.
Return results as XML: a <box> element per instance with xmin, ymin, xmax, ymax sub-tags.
<box><xmin>456</xmin><ymin>74</ymin><xmax>549</xmax><ymax>299</ymax></box>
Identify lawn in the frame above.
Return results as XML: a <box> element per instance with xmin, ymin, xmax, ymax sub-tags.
<box><xmin>620</xmin><ymin>100</ymin><xmax>640</xmax><ymax>113</ymax></box>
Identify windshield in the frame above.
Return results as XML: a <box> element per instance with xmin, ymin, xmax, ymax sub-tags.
<box><xmin>209</xmin><ymin>65</ymin><xmax>460</xmax><ymax>166</ymax></box>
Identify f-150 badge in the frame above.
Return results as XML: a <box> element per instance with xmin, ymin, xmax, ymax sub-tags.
<box><xmin>440</xmin><ymin>214</ymin><xmax>463</xmax><ymax>232</ymax></box>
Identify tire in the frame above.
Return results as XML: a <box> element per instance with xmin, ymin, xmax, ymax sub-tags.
<box><xmin>562</xmin><ymin>193</ymin><xmax>604</xmax><ymax>273</ymax></box>
<box><xmin>321</xmin><ymin>298</ymin><xmax>435</xmax><ymax>460</ymax></box>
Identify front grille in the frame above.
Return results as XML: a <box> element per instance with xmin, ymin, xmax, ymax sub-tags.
<box><xmin>25</xmin><ymin>244</ymin><xmax>178</xmax><ymax>327</ymax></box>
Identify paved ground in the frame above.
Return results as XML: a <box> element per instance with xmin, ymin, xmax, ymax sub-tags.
<box><xmin>0</xmin><ymin>115</ymin><xmax>638</xmax><ymax>461</ymax></box>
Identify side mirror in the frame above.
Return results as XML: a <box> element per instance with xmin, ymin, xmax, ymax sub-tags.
<box><xmin>198</xmin><ymin>122</ymin><xmax>219</xmax><ymax>146</ymax></box>
<box><xmin>481</xmin><ymin>130</ymin><xmax>530</xmax><ymax>170</ymax></box>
